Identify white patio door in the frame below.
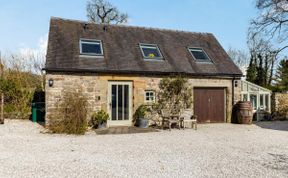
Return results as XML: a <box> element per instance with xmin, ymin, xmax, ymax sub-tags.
<box><xmin>108</xmin><ymin>82</ymin><xmax>133</xmax><ymax>126</ymax></box>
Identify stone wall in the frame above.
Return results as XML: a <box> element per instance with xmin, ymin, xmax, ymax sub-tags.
<box><xmin>45</xmin><ymin>73</ymin><xmax>241</xmax><ymax>125</ymax></box>
<box><xmin>272</xmin><ymin>92</ymin><xmax>288</xmax><ymax>119</ymax></box>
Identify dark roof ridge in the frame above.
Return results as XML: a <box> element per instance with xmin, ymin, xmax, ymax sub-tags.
<box><xmin>50</xmin><ymin>16</ymin><xmax>213</xmax><ymax>36</ymax></box>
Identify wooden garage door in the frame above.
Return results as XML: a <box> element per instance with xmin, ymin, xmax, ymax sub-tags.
<box><xmin>194</xmin><ymin>88</ymin><xmax>225</xmax><ymax>123</ymax></box>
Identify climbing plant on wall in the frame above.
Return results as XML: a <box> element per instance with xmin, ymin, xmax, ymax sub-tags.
<box><xmin>157</xmin><ymin>75</ymin><xmax>192</xmax><ymax>113</ymax></box>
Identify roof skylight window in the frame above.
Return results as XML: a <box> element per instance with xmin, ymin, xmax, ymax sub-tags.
<box><xmin>188</xmin><ymin>48</ymin><xmax>211</xmax><ymax>62</ymax></box>
<box><xmin>80</xmin><ymin>39</ymin><xmax>103</xmax><ymax>56</ymax></box>
<box><xmin>140</xmin><ymin>44</ymin><xmax>163</xmax><ymax>60</ymax></box>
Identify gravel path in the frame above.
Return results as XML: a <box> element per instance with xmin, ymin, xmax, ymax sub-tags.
<box><xmin>1</xmin><ymin>120</ymin><xmax>288</xmax><ymax>178</ymax></box>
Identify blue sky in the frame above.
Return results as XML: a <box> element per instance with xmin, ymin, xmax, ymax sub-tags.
<box><xmin>0</xmin><ymin>0</ymin><xmax>257</xmax><ymax>54</ymax></box>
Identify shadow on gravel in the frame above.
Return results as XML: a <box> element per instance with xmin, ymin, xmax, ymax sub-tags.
<box><xmin>95</xmin><ymin>126</ymin><xmax>159</xmax><ymax>135</ymax></box>
<box><xmin>254</xmin><ymin>121</ymin><xmax>288</xmax><ymax>132</ymax></box>
<box><xmin>263</xmin><ymin>153</ymin><xmax>288</xmax><ymax>174</ymax></box>
<box><xmin>28</xmin><ymin>117</ymin><xmax>46</xmax><ymax>128</ymax></box>
<box><xmin>35</xmin><ymin>121</ymin><xmax>45</xmax><ymax>128</ymax></box>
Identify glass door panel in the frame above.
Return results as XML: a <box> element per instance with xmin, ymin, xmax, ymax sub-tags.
<box><xmin>111</xmin><ymin>85</ymin><xmax>117</xmax><ymax>120</ymax></box>
<box><xmin>118</xmin><ymin>85</ymin><xmax>123</xmax><ymax>120</ymax></box>
<box><xmin>260</xmin><ymin>94</ymin><xmax>264</xmax><ymax>109</ymax></box>
<box><xmin>265</xmin><ymin>94</ymin><xmax>269</xmax><ymax>111</ymax></box>
<box><xmin>124</xmin><ymin>85</ymin><xmax>129</xmax><ymax>120</ymax></box>
<box><xmin>250</xmin><ymin>94</ymin><xmax>257</xmax><ymax>110</ymax></box>
<box><xmin>111</xmin><ymin>84</ymin><xmax>130</xmax><ymax>121</ymax></box>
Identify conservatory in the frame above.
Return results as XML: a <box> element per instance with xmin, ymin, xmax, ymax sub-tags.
<box><xmin>240</xmin><ymin>80</ymin><xmax>272</xmax><ymax>113</ymax></box>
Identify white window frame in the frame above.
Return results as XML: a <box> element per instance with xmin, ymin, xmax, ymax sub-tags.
<box><xmin>144</xmin><ymin>90</ymin><xmax>156</xmax><ymax>103</ymax></box>
<box><xmin>188</xmin><ymin>47</ymin><xmax>212</xmax><ymax>62</ymax></box>
<box><xmin>139</xmin><ymin>43</ymin><xmax>163</xmax><ymax>60</ymax></box>
<box><xmin>79</xmin><ymin>39</ymin><xmax>104</xmax><ymax>56</ymax></box>
<box><xmin>241</xmin><ymin>92</ymin><xmax>271</xmax><ymax>112</ymax></box>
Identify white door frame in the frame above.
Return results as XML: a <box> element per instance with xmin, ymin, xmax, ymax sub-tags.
<box><xmin>107</xmin><ymin>81</ymin><xmax>133</xmax><ymax>127</ymax></box>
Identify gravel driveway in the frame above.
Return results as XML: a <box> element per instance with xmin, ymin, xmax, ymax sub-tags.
<box><xmin>1</xmin><ymin>120</ymin><xmax>288</xmax><ymax>178</ymax></box>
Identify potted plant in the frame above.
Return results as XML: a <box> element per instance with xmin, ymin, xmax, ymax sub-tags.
<box><xmin>134</xmin><ymin>104</ymin><xmax>149</xmax><ymax>128</ymax></box>
<box><xmin>90</xmin><ymin>110</ymin><xmax>109</xmax><ymax>129</ymax></box>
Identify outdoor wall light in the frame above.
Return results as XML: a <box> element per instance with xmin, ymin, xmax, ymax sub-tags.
<box><xmin>48</xmin><ymin>78</ymin><xmax>54</xmax><ymax>87</ymax></box>
<box><xmin>234</xmin><ymin>80</ymin><xmax>238</xmax><ymax>88</ymax></box>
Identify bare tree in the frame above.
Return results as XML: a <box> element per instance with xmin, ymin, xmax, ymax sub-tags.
<box><xmin>246</xmin><ymin>34</ymin><xmax>278</xmax><ymax>86</ymax></box>
<box><xmin>86</xmin><ymin>0</ymin><xmax>128</xmax><ymax>24</ymax></box>
<box><xmin>227</xmin><ymin>47</ymin><xmax>250</xmax><ymax>75</ymax></box>
<box><xmin>250</xmin><ymin>0</ymin><xmax>288</xmax><ymax>55</ymax></box>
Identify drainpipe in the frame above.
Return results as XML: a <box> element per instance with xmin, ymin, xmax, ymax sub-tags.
<box><xmin>232</xmin><ymin>78</ymin><xmax>235</xmax><ymax>106</ymax></box>
<box><xmin>230</xmin><ymin>77</ymin><xmax>235</xmax><ymax>123</ymax></box>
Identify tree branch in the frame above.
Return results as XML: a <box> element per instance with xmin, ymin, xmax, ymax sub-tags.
<box><xmin>86</xmin><ymin>0</ymin><xmax>128</xmax><ymax>24</ymax></box>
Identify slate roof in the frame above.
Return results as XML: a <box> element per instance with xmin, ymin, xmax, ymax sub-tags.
<box><xmin>45</xmin><ymin>17</ymin><xmax>242</xmax><ymax>77</ymax></box>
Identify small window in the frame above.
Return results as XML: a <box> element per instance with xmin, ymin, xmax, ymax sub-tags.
<box><xmin>145</xmin><ymin>90</ymin><xmax>155</xmax><ymax>102</ymax></box>
<box><xmin>242</xmin><ymin>94</ymin><xmax>248</xmax><ymax>101</ymax></box>
<box><xmin>188</xmin><ymin>48</ymin><xmax>211</xmax><ymax>62</ymax></box>
<box><xmin>80</xmin><ymin>39</ymin><xmax>103</xmax><ymax>56</ymax></box>
<box><xmin>140</xmin><ymin>44</ymin><xmax>163</xmax><ymax>60</ymax></box>
<box><xmin>265</xmin><ymin>94</ymin><xmax>270</xmax><ymax>111</ymax></box>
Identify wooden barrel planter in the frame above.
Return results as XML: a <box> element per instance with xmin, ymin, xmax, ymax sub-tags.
<box><xmin>236</xmin><ymin>101</ymin><xmax>253</xmax><ymax>124</ymax></box>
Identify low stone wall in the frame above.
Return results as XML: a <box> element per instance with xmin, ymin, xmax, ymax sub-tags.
<box><xmin>45</xmin><ymin>73</ymin><xmax>241</xmax><ymax>125</ymax></box>
<box><xmin>272</xmin><ymin>92</ymin><xmax>288</xmax><ymax>119</ymax></box>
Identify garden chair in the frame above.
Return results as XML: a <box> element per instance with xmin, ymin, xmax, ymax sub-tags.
<box><xmin>180</xmin><ymin>109</ymin><xmax>197</xmax><ymax>130</ymax></box>
<box><xmin>161</xmin><ymin>109</ymin><xmax>182</xmax><ymax>131</ymax></box>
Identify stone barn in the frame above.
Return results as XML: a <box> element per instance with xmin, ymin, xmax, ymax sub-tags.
<box><xmin>44</xmin><ymin>17</ymin><xmax>242</xmax><ymax>127</ymax></box>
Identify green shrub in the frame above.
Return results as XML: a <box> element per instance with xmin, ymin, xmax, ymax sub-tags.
<box><xmin>90</xmin><ymin>110</ymin><xmax>109</xmax><ymax>128</ymax></box>
<box><xmin>134</xmin><ymin>104</ymin><xmax>148</xmax><ymax>119</ymax></box>
<box><xmin>48</xmin><ymin>89</ymin><xmax>88</xmax><ymax>135</ymax></box>
<box><xmin>0</xmin><ymin>72</ymin><xmax>42</xmax><ymax>119</ymax></box>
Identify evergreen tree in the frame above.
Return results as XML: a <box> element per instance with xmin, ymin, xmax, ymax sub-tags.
<box><xmin>275</xmin><ymin>59</ymin><xmax>288</xmax><ymax>91</ymax></box>
<box><xmin>246</xmin><ymin>54</ymin><xmax>257</xmax><ymax>83</ymax></box>
<box><xmin>246</xmin><ymin>51</ymin><xmax>274</xmax><ymax>87</ymax></box>
<box><xmin>256</xmin><ymin>54</ymin><xmax>265</xmax><ymax>86</ymax></box>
